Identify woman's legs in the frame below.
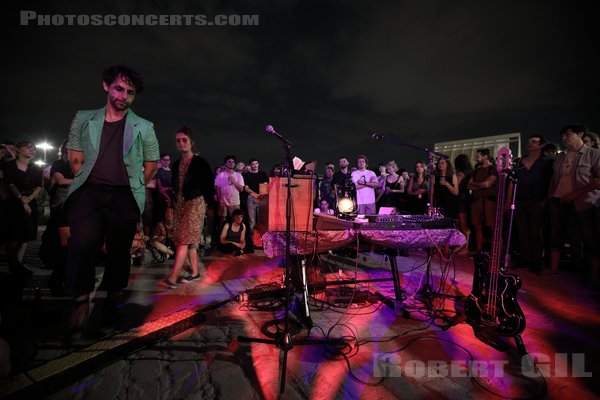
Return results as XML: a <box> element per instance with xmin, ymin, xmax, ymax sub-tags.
<box><xmin>166</xmin><ymin>244</ymin><xmax>189</xmax><ymax>282</ymax></box>
<box><xmin>187</xmin><ymin>245</ymin><xmax>199</xmax><ymax>276</ymax></box>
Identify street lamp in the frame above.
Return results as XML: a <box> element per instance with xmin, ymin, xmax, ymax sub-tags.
<box><xmin>36</xmin><ymin>141</ymin><xmax>54</xmax><ymax>164</ymax></box>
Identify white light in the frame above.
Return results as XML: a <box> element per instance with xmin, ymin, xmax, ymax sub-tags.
<box><xmin>37</xmin><ymin>142</ymin><xmax>54</xmax><ymax>150</ymax></box>
<box><xmin>34</xmin><ymin>160</ymin><xmax>46</xmax><ymax>166</ymax></box>
<box><xmin>337</xmin><ymin>198</ymin><xmax>355</xmax><ymax>213</ymax></box>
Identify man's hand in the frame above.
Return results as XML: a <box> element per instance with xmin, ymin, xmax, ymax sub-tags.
<box><xmin>68</xmin><ymin>149</ymin><xmax>84</xmax><ymax>175</ymax></box>
<box><xmin>143</xmin><ymin>161</ymin><xmax>158</xmax><ymax>184</ymax></box>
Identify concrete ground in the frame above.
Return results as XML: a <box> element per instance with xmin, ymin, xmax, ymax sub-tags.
<box><xmin>1</xmin><ymin>236</ymin><xmax>599</xmax><ymax>400</ymax></box>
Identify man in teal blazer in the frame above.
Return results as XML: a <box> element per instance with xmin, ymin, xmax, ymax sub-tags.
<box><xmin>65</xmin><ymin>65</ymin><xmax>159</xmax><ymax>336</ymax></box>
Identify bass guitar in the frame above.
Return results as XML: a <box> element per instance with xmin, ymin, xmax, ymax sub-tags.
<box><xmin>464</xmin><ymin>147</ymin><xmax>526</xmax><ymax>339</ymax></box>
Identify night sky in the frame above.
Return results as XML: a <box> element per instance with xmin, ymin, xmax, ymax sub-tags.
<box><xmin>2</xmin><ymin>1</ymin><xmax>598</xmax><ymax>172</ymax></box>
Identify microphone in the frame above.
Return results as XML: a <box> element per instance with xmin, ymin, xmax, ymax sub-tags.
<box><xmin>372</xmin><ymin>133</ymin><xmax>383</xmax><ymax>140</ymax></box>
<box><xmin>265</xmin><ymin>124</ymin><xmax>293</xmax><ymax>146</ymax></box>
<box><xmin>265</xmin><ymin>125</ymin><xmax>278</xmax><ymax>135</ymax></box>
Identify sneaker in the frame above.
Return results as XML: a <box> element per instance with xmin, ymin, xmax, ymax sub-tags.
<box><xmin>158</xmin><ymin>278</ymin><xmax>178</xmax><ymax>289</ymax></box>
<box><xmin>180</xmin><ymin>274</ymin><xmax>201</xmax><ymax>284</ymax></box>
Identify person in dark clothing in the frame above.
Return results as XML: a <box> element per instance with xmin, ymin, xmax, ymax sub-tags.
<box><xmin>319</xmin><ymin>166</ymin><xmax>336</xmax><ymax>208</ymax></box>
<box><xmin>39</xmin><ymin>140</ymin><xmax>73</xmax><ymax>295</ymax></box>
<box><xmin>2</xmin><ymin>141</ymin><xmax>43</xmax><ymax>278</ymax></box>
<box><xmin>154</xmin><ymin>152</ymin><xmax>174</xmax><ymax>227</ymax></box>
<box><xmin>432</xmin><ymin>158</ymin><xmax>459</xmax><ymax>219</ymax></box>
<box><xmin>468</xmin><ymin>149</ymin><xmax>497</xmax><ymax>251</ymax></box>
<box><xmin>242</xmin><ymin>158</ymin><xmax>269</xmax><ymax>253</ymax></box>
<box><xmin>331</xmin><ymin>156</ymin><xmax>353</xmax><ymax>192</ymax></box>
<box><xmin>331</xmin><ymin>156</ymin><xmax>354</xmax><ymax>213</ymax></box>
<box><xmin>454</xmin><ymin>154</ymin><xmax>474</xmax><ymax>254</ymax></box>
<box><xmin>407</xmin><ymin>161</ymin><xmax>429</xmax><ymax>214</ymax></box>
<box><xmin>0</xmin><ymin>140</ymin><xmax>17</xmax><ymax>249</ymax></box>
<box><xmin>218</xmin><ymin>209</ymin><xmax>246</xmax><ymax>256</ymax></box>
<box><xmin>506</xmin><ymin>135</ymin><xmax>553</xmax><ymax>272</ymax></box>
<box><xmin>377</xmin><ymin>160</ymin><xmax>405</xmax><ymax>210</ymax></box>
<box><xmin>65</xmin><ymin>65</ymin><xmax>159</xmax><ymax>335</ymax></box>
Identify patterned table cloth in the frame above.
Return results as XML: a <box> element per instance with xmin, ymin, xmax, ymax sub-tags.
<box><xmin>262</xmin><ymin>229</ymin><xmax>466</xmax><ymax>258</ymax></box>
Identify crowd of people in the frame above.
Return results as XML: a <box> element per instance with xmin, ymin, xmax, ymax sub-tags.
<box><xmin>1</xmin><ymin>65</ymin><xmax>599</xmax><ymax>349</ymax></box>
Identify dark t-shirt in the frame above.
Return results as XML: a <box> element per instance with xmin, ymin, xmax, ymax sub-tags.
<box><xmin>319</xmin><ymin>177</ymin><xmax>335</xmax><ymax>205</ymax></box>
<box><xmin>50</xmin><ymin>158</ymin><xmax>74</xmax><ymax>207</ymax></box>
<box><xmin>514</xmin><ymin>157</ymin><xmax>553</xmax><ymax>201</ymax></box>
<box><xmin>51</xmin><ymin>159</ymin><xmax>74</xmax><ymax>184</ymax></box>
<box><xmin>225</xmin><ymin>223</ymin><xmax>245</xmax><ymax>242</ymax></box>
<box><xmin>2</xmin><ymin>159</ymin><xmax>43</xmax><ymax>194</ymax></box>
<box><xmin>434</xmin><ymin>173</ymin><xmax>458</xmax><ymax>218</ymax></box>
<box><xmin>472</xmin><ymin>164</ymin><xmax>497</xmax><ymax>199</ymax></box>
<box><xmin>88</xmin><ymin>118</ymin><xmax>130</xmax><ymax>186</ymax></box>
<box><xmin>243</xmin><ymin>170</ymin><xmax>269</xmax><ymax>193</ymax></box>
<box><xmin>156</xmin><ymin>167</ymin><xmax>172</xmax><ymax>188</ymax></box>
<box><xmin>332</xmin><ymin>170</ymin><xmax>352</xmax><ymax>191</ymax></box>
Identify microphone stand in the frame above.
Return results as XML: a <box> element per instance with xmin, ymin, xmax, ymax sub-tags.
<box><xmin>238</xmin><ymin>128</ymin><xmax>334</xmax><ymax>397</ymax></box>
<box><xmin>372</xmin><ymin>133</ymin><xmax>449</xmax><ymax>303</ymax></box>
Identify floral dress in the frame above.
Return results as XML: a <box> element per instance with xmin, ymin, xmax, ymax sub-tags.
<box><xmin>173</xmin><ymin>157</ymin><xmax>207</xmax><ymax>246</ymax></box>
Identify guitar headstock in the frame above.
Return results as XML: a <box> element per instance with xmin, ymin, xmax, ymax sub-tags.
<box><xmin>496</xmin><ymin>147</ymin><xmax>512</xmax><ymax>173</ymax></box>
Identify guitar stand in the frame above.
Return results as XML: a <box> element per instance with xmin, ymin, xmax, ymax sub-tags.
<box><xmin>514</xmin><ymin>334</ymin><xmax>536</xmax><ymax>373</ymax></box>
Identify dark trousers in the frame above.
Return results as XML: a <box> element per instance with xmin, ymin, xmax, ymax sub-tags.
<box><xmin>548</xmin><ymin>197</ymin><xmax>600</xmax><ymax>260</ymax></box>
<box><xmin>219</xmin><ymin>242</ymin><xmax>241</xmax><ymax>255</ymax></box>
<box><xmin>66</xmin><ymin>183</ymin><xmax>139</xmax><ymax>298</ymax></box>
<box><xmin>515</xmin><ymin>199</ymin><xmax>544</xmax><ymax>268</ymax></box>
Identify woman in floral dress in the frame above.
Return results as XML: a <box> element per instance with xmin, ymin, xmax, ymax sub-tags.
<box><xmin>159</xmin><ymin>127</ymin><xmax>214</xmax><ymax>289</ymax></box>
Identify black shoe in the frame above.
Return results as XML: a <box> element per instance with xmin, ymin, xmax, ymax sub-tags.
<box><xmin>100</xmin><ymin>301</ymin><xmax>119</xmax><ymax>333</ymax></box>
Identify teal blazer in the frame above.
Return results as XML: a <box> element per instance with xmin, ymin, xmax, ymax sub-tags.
<box><xmin>67</xmin><ymin>107</ymin><xmax>160</xmax><ymax>213</ymax></box>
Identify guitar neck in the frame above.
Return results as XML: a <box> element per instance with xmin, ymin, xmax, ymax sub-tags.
<box><xmin>489</xmin><ymin>172</ymin><xmax>507</xmax><ymax>274</ymax></box>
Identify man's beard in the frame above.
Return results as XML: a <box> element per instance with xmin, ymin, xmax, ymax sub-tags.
<box><xmin>111</xmin><ymin>98</ymin><xmax>130</xmax><ymax>111</ymax></box>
